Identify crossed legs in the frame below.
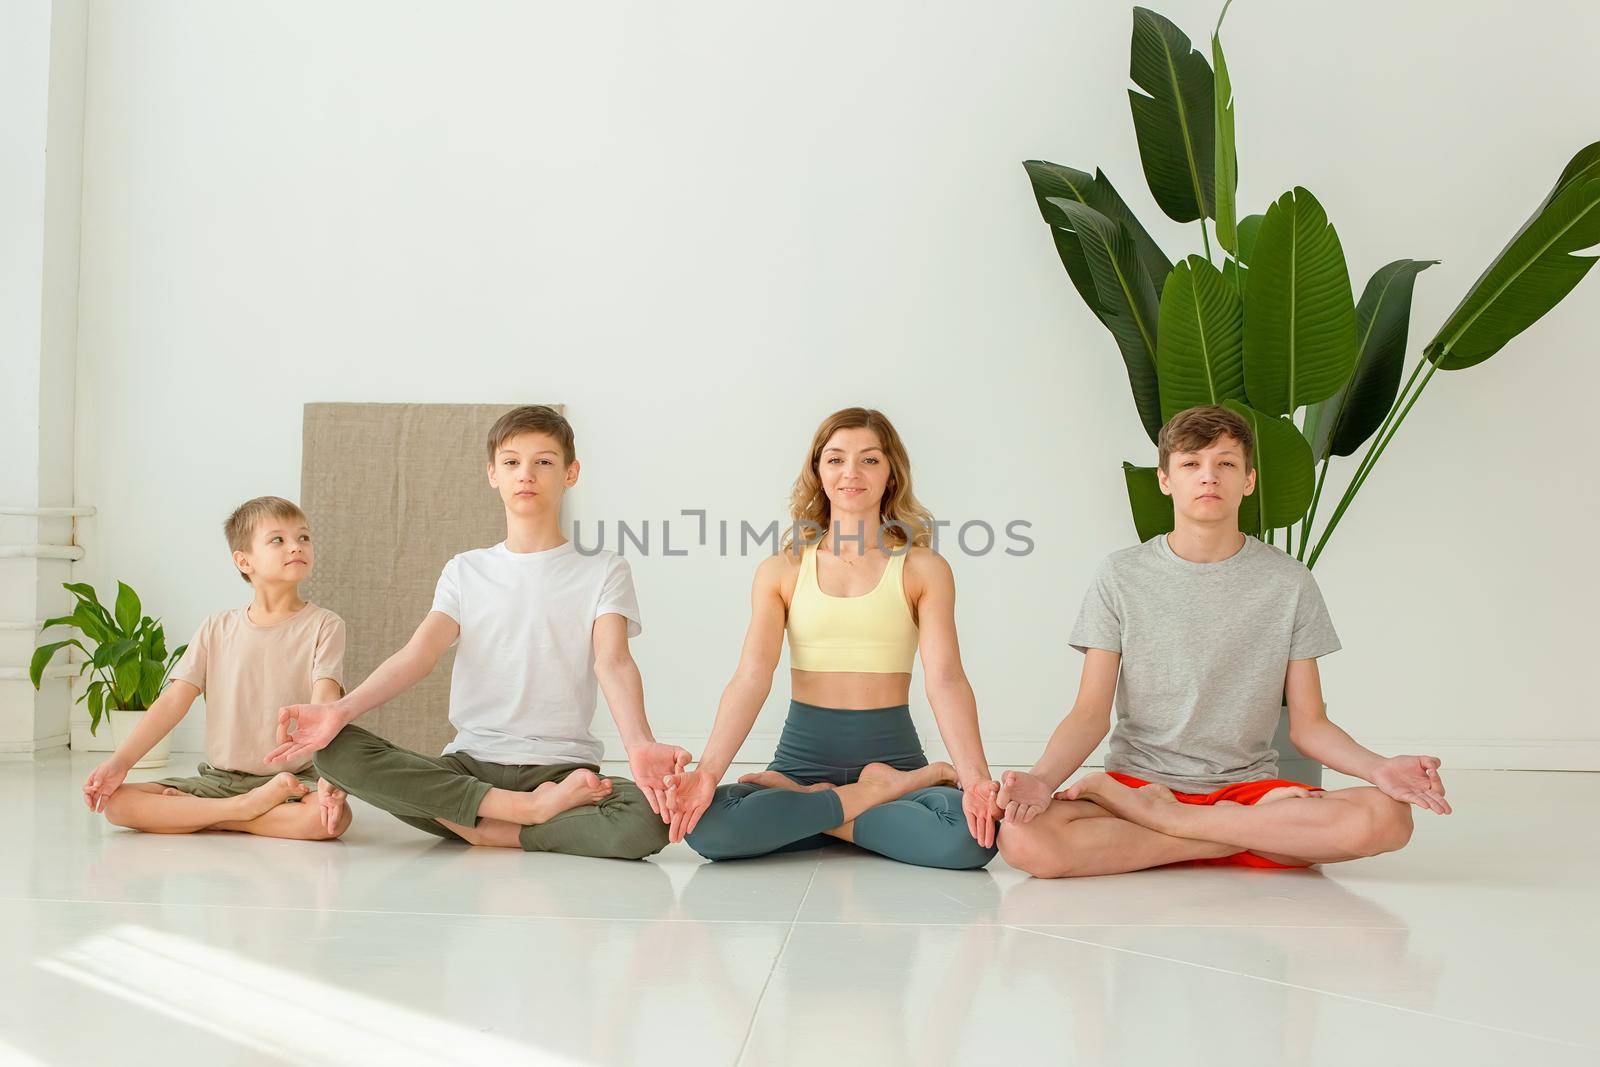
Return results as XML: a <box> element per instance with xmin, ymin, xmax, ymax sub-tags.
<box><xmin>1000</xmin><ymin>773</ymin><xmax>1413</xmax><ymax>877</ymax></box>
<box><xmin>687</xmin><ymin>761</ymin><xmax>996</xmax><ymax>870</ymax></box>
<box><xmin>102</xmin><ymin>775</ymin><xmax>352</xmax><ymax>840</ymax></box>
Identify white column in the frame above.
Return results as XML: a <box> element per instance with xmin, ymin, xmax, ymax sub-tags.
<box><xmin>1</xmin><ymin>0</ymin><xmax>88</xmax><ymax>756</ymax></box>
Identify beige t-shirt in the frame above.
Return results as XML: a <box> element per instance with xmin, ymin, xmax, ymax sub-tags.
<box><xmin>168</xmin><ymin>603</ymin><xmax>346</xmax><ymax>775</ymax></box>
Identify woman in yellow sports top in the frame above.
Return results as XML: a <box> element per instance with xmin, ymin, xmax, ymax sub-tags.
<box><xmin>664</xmin><ymin>407</ymin><xmax>1001</xmax><ymax>868</ymax></box>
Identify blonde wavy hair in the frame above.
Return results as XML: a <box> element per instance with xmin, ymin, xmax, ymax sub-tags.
<box><xmin>782</xmin><ymin>408</ymin><xmax>934</xmax><ymax>557</ymax></box>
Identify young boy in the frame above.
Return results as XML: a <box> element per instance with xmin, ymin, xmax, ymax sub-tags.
<box><xmin>266</xmin><ymin>405</ymin><xmax>683</xmax><ymax>860</ymax></box>
<box><xmin>995</xmin><ymin>405</ymin><xmax>1450</xmax><ymax>877</ymax></box>
<box><xmin>83</xmin><ymin>496</ymin><xmax>353</xmax><ymax>839</ymax></box>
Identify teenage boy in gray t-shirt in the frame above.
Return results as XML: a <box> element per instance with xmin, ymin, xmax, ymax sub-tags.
<box><xmin>995</xmin><ymin>405</ymin><xmax>1451</xmax><ymax>877</ymax></box>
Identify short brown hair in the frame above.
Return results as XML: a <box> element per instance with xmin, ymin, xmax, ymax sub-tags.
<box><xmin>224</xmin><ymin>496</ymin><xmax>308</xmax><ymax>585</ymax></box>
<box><xmin>487</xmin><ymin>405</ymin><xmax>575</xmax><ymax>466</ymax></box>
<box><xmin>1158</xmin><ymin>405</ymin><xmax>1255</xmax><ymax>471</ymax></box>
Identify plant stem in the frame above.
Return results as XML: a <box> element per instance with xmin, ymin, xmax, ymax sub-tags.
<box><xmin>1215</xmin><ymin>0</ymin><xmax>1235</xmax><ymax>35</ymax></box>
<box><xmin>1298</xmin><ymin>458</ymin><xmax>1330</xmax><ymax>563</ymax></box>
<box><xmin>1304</xmin><ymin>356</ymin><xmax>1427</xmax><ymax>563</ymax></box>
<box><xmin>1307</xmin><ymin>354</ymin><xmax>1442</xmax><ymax>568</ymax></box>
<box><xmin>1200</xmin><ymin>217</ymin><xmax>1213</xmax><ymax>264</ymax></box>
<box><xmin>1285</xmin><ymin>524</ymin><xmax>1294</xmax><ymax>557</ymax></box>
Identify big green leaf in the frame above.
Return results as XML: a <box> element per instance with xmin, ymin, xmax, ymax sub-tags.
<box><xmin>63</xmin><ymin>581</ymin><xmax>105</xmax><ymax>611</ymax></box>
<box><xmin>1157</xmin><ymin>255</ymin><xmax>1245</xmax><ymax>419</ymax></box>
<box><xmin>1212</xmin><ymin>22</ymin><xmax>1238</xmax><ymax>253</ymax></box>
<box><xmin>70</xmin><ymin>602</ymin><xmax>108</xmax><ymax>645</ymax></box>
<box><xmin>1243</xmin><ymin>187</ymin><xmax>1357</xmax><ymax>414</ymax></box>
<box><xmin>1235</xmin><ymin>213</ymin><xmax>1264</xmax><ymax>263</ymax></box>
<box><xmin>94</xmin><ymin>636</ymin><xmax>140</xmax><ymax>670</ymax></box>
<box><xmin>139</xmin><ymin>659</ymin><xmax>165</xmax><ymax>709</ymax></box>
<box><xmin>1307</xmin><ymin>259</ymin><xmax>1437</xmax><ymax>459</ymax></box>
<box><xmin>28</xmin><ymin>640</ymin><xmax>84</xmax><ymax>688</ymax></box>
<box><xmin>113</xmin><ymin>658</ymin><xmax>142</xmax><ymax>708</ymax></box>
<box><xmin>87</xmin><ymin>683</ymin><xmax>106</xmax><ymax>734</ymax></box>
<box><xmin>1223</xmin><ymin>213</ymin><xmax>1265</xmax><ymax>296</ymax></box>
<box><xmin>1128</xmin><ymin>7</ymin><xmax>1215</xmax><ymax>223</ymax></box>
<box><xmin>1223</xmin><ymin>400</ymin><xmax>1316</xmax><ymax>528</ymax></box>
<box><xmin>1425</xmin><ymin>141</ymin><xmax>1600</xmax><ymax>369</ymax></box>
<box><xmin>113</xmin><ymin>581</ymin><xmax>141</xmax><ymax>635</ymax></box>
<box><xmin>145</xmin><ymin>622</ymin><xmax>168</xmax><ymax>664</ymax></box>
<box><xmin>1048</xmin><ymin>198</ymin><xmax>1165</xmax><ymax>442</ymax></box>
<box><xmin>1024</xmin><ymin>161</ymin><xmax>1174</xmax><ymax>299</ymax></box>
<box><xmin>1123</xmin><ymin>463</ymin><xmax>1175</xmax><ymax>541</ymax></box>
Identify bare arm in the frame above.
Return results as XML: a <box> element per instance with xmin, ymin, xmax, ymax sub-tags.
<box><xmin>663</xmin><ymin>556</ymin><xmax>786</xmax><ymax>841</ymax></box>
<box><xmin>1285</xmin><ymin>657</ymin><xmax>1449</xmax><ymax>812</ymax></box>
<box><xmin>593</xmin><ymin>612</ymin><xmax>652</xmax><ymax>750</ymax></box>
<box><xmin>332</xmin><ymin>611</ymin><xmax>458</xmax><ymax>724</ymax></box>
<box><xmin>1285</xmin><ymin>658</ymin><xmax>1382</xmax><ymax>779</ymax></box>
<box><xmin>266</xmin><ymin>611</ymin><xmax>459</xmax><ymax>765</ymax></box>
<box><xmin>83</xmin><ymin>680</ymin><xmax>203</xmax><ymax>811</ymax></box>
<box><xmin>914</xmin><ymin>550</ymin><xmax>1007</xmax><ymax>848</ymax></box>
<box><xmin>693</xmin><ymin>557</ymin><xmax>788</xmax><ymax>781</ymax></box>
<box><xmin>995</xmin><ymin>648</ymin><xmax>1119</xmax><ymax>823</ymax></box>
<box><xmin>594</xmin><ymin>612</ymin><xmax>691</xmax><ymax>816</ymax></box>
<box><xmin>1026</xmin><ymin>648</ymin><xmax>1118</xmax><ymax>790</ymax></box>
<box><xmin>914</xmin><ymin>550</ymin><xmax>992</xmax><ymax>786</ymax></box>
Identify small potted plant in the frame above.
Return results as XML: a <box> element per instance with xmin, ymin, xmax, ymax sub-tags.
<box><xmin>29</xmin><ymin>580</ymin><xmax>188</xmax><ymax>769</ymax></box>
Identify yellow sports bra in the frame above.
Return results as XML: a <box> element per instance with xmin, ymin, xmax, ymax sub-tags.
<box><xmin>786</xmin><ymin>542</ymin><xmax>919</xmax><ymax>673</ymax></box>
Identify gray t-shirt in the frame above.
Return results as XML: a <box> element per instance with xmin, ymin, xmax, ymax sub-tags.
<box><xmin>1068</xmin><ymin>533</ymin><xmax>1341</xmax><ymax>792</ymax></box>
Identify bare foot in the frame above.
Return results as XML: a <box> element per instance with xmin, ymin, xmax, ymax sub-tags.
<box><xmin>1258</xmin><ymin>785</ymin><xmax>1321</xmax><ymax>804</ymax></box>
<box><xmin>236</xmin><ymin>772</ymin><xmax>310</xmax><ymax>820</ymax></box>
<box><xmin>737</xmin><ymin>770</ymin><xmax>835</xmax><ymax>793</ymax></box>
<box><xmin>516</xmin><ymin>770</ymin><xmax>613</xmax><ymax>825</ymax></box>
<box><xmin>1064</xmin><ymin>772</ymin><xmax>1181</xmax><ymax>831</ymax></box>
<box><xmin>160</xmin><ymin>787</ymin><xmax>184</xmax><ymax>796</ymax></box>
<box><xmin>856</xmin><ymin>761</ymin><xmax>959</xmax><ymax>802</ymax></box>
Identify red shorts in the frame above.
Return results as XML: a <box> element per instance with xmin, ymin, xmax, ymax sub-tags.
<box><xmin>1107</xmin><ymin>772</ymin><xmax>1322</xmax><ymax>870</ymax></box>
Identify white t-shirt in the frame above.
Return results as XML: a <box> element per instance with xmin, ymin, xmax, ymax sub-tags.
<box><xmin>428</xmin><ymin>541</ymin><xmax>641</xmax><ymax>766</ymax></box>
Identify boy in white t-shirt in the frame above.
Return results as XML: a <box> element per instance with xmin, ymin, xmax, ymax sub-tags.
<box><xmin>267</xmin><ymin>406</ymin><xmax>685</xmax><ymax>859</ymax></box>
<box><xmin>82</xmin><ymin>496</ymin><xmax>353</xmax><ymax>839</ymax></box>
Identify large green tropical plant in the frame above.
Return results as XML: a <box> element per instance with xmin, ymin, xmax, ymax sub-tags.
<box><xmin>1027</xmin><ymin>4</ymin><xmax>1600</xmax><ymax>566</ymax></box>
<box><xmin>28</xmin><ymin>581</ymin><xmax>187</xmax><ymax>735</ymax></box>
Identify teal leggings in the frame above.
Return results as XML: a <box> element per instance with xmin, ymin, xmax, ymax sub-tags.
<box><xmin>685</xmin><ymin>701</ymin><xmax>996</xmax><ymax>870</ymax></box>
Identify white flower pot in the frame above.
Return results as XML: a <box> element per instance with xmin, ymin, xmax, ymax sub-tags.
<box><xmin>108</xmin><ymin>709</ymin><xmax>174</xmax><ymax>769</ymax></box>
<box><xmin>1272</xmin><ymin>704</ymin><xmax>1322</xmax><ymax>788</ymax></box>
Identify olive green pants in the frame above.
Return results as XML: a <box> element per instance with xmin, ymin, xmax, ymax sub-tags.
<box><xmin>155</xmin><ymin>762</ymin><xmax>318</xmax><ymax>799</ymax></box>
<box><xmin>312</xmin><ymin>724</ymin><xmax>668</xmax><ymax>860</ymax></box>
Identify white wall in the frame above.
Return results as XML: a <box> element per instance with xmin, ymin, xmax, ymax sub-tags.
<box><xmin>2</xmin><ymin>0</ymin><xmax>85</xmax><ymax>754</ymax></box>
<box><xmin>70</xmin><ymin>0</ymin><xmax>1600</xmax><ymax>767</ymax></box>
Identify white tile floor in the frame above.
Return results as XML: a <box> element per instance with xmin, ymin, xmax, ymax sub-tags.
<box><xmin>2</xmin><ymin>751</ymin><xmax>1595</xmax><ymax>1066</ymax></box>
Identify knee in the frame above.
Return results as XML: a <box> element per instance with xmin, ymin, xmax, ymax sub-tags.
<box><xmin>895</xmin><ymin>793</ymin><xmax>995</xmax><ymax>870</ymax></box>
<box><xmin>930</xmin><ymin>832</ymin><xmax>997</xmax><ymax>871</ymax></box>
<box><xmin>293</xmin><ymin>801</ymin><xmax>352</xmax><ymax>841</ymax></box>
<box><xmin>320</xmin><ymin>803</ymin><xmax>354</xmax><ymax>840</ymax></box>
<box><xmin>101</xmin><ymin>790</ymin><xmax>138</xmax><ymax>828</ymax></box>
<box><xmin>998</xmin><ymin>817</ymin><xmax>1097</xmax><ymax>878</ymax></box>
<box><xmin>683</xmin><ymin>788</ymin><xmax>751</xmax><ymax>861</ymax></box>
<box><xmin>998</xmin><ymin>820</ymin><xmax>1063</xmax><ymax>877</ymax></box>
<box><xmin>614</xmin><ymin>814</ymin><xmax>669</xmax><ymax>860</ymax></box>
<box><xmin>1351</xmin><ymin>796</ymin><xmax>1413</xmax><ymax>857</ymax></box>
<box><xmin>684</xmin><ymin>813</ymin><xmax>742</xmax><ymax>861</ymax></box>
<box><xmin>599</xmin><ymin>790</ymin><xmax>670</xmax><ymax>860</ymax></box>
<box><xmin>311</xmin><ymin>726</ymin><xmax>369</xmax><ymax>782</ymax></box>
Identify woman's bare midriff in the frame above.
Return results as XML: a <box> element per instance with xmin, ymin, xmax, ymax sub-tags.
<box><xmin>790</xmin><ymin>669</ymin><xmax>912</xmax><ymax>710</ymax></box>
